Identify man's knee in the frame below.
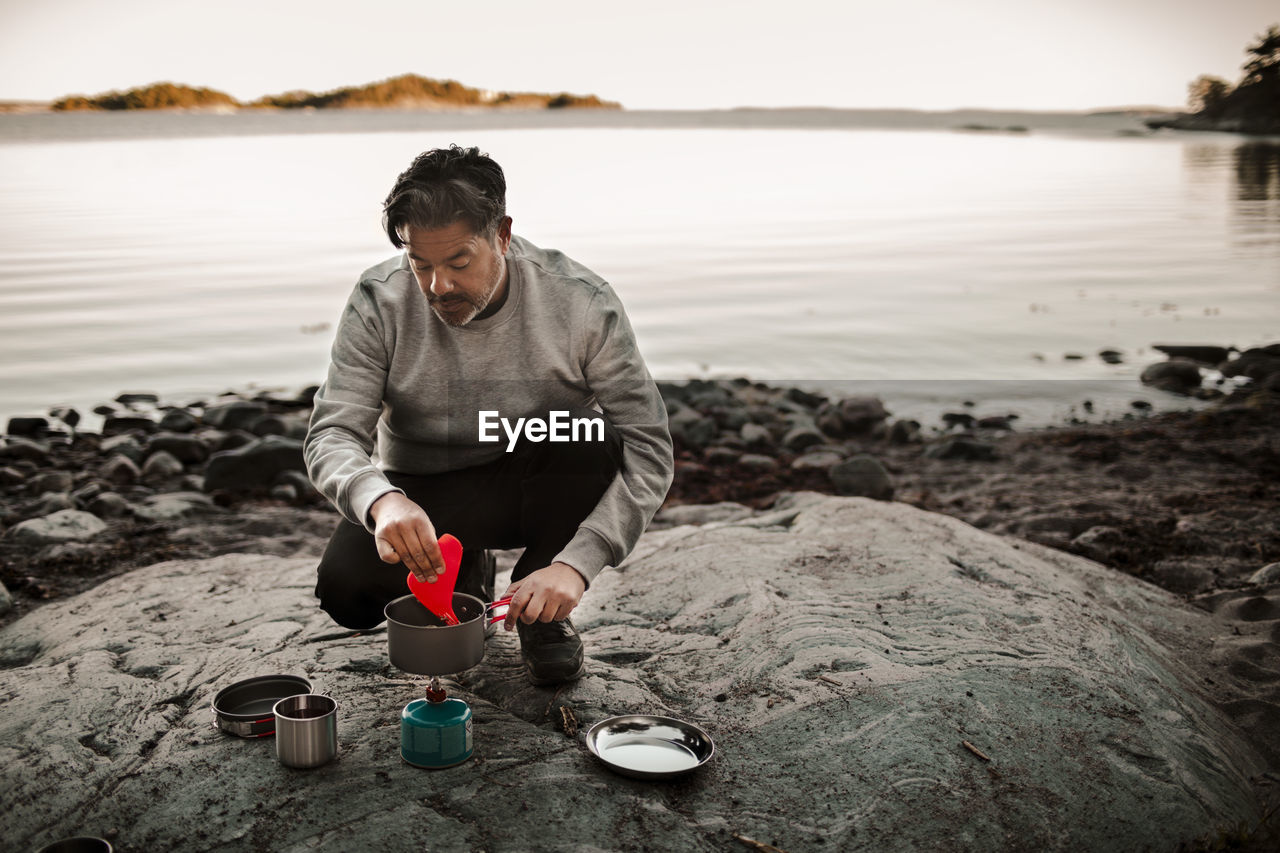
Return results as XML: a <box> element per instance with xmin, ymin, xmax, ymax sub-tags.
<box><xmin>314</xmin><ymin>523</ymin><xmax>390</xmax><ymax>630</ymax></box>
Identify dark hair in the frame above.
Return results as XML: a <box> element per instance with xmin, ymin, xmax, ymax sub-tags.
<box><xmin>381</xmin><ymin>145</ymin><xmax>507</xmax><ymax>248</ymax></box>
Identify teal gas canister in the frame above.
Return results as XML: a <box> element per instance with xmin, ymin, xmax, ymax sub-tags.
<box><xmin>401</xmin><ymin>681</ymin><xmax>473</xmax><ymax>769</ymax></box>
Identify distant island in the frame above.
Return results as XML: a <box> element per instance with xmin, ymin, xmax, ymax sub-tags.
<box><xmin>1146</xmin><ymin>24</ymin><xmax>1280</xmax><ymax>135</ymax></box>
<box><xmin>42</xmin><ymin>73</ymin><xmax>620</xmax><ymax>112</ymax></box>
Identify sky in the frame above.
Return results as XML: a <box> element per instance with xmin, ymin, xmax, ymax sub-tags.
<box><xmin>0</xmin><ymin>0</ymin><xmax>1275</xmax><ymax>111</ymax></box>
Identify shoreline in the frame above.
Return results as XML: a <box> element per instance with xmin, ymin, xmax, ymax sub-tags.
<box><xmin>1</xmin><ymin>346</ymin><xmax>1277</xmax><ymax>630</ymax></box>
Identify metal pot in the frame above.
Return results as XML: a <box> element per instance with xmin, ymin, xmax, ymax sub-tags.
<box><xmin>385</xmin><ymin>593</ymin><xmax>506</xmax><ymax>676</ymax></box>
<box><xmin>211</xmin><ymin>674</ymin><xmax>312</xmax><ymax>737</ymax></box>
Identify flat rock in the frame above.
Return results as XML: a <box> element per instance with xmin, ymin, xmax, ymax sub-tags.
<box><xmin>129</xmin><ymin>492</ymin><xmax>223</xmax><ymax>523</ymax></box>
<box><xmin>0</xmin><ymin>497</ymin><xmax>1268</xmax><ymax>851</ymax></box>
<box><xmin>653</xmin><ymin>501</ymin><xmax>754</xmax><ymax>527</ymax></box>
<box><xmin>7</xmin><ymin>508</ymin><xmax>108</xmax><ymax>545</ymax></box>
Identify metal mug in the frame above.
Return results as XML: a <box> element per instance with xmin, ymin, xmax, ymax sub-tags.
<box><xmin>273</xmin><ymin>693</ymin><xmax>338</xmax><ymax>769</ymax></box>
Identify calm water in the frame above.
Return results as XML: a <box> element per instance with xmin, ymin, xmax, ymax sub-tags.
<box><xmin>0</xmin><ymin>109</ymin><xmax>1277</xmax><ymax>426</ymax></box>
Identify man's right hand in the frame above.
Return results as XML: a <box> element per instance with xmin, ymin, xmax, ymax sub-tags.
<box><xmin>369</xmin><ymin>492</ymin><xmax>444</xmax><ymax>583</ymax></box>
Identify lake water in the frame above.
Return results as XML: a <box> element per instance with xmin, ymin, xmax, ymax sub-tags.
<box><xmin>0</xmin><ymin>109</ymin><xmax>1277</xmax><ymax>427</ymax></box>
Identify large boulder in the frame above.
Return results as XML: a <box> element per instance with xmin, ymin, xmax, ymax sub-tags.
<box><xmin>0</xmin><ymin>496</ymin><xmax>1269</xmax><ymax>851</ymax></box>
<box><xmin>203</xmin><ymin>435</ymin><xmax>305</xmax><ymax>492</ymax></box>
<box><xmin>1140</xmin><ymin>358</ymin><xmax>1203</xmax><ymax>394</ymax></box>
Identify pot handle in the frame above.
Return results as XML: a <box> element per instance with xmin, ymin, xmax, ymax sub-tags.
<box><xmin>485</xmin><ymin>596</ymin><xmax>513</xmax><ymax>625</ymax></box>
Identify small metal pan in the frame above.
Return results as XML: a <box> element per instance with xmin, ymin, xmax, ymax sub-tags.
<box><xmin>212</xmin><ymin>674</ymin><xmax>312</xmax><ymax>737</ymax></box>
<box><xmin>584</xmin><ymin>715</ymin><xmax>715</xmax><ymax>780</ymax></box>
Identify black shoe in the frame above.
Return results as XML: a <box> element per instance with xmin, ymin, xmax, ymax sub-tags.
<box><xmin>516</xmin><ymin>618</ymin><xmax>586</xmax><ymax>686</ymax></box>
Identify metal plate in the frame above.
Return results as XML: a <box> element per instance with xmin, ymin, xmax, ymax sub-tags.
<box><xmin>584</xmin><ymin>715</ymin><xmax>715</xmax><ymax>780</ymax></box>
<box><xmin>212</xmin><ymin>675</ymin><xmax>312</xmax><ymax>737</ymax></box>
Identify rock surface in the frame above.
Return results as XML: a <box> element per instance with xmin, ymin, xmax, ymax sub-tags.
<box><xmin>8</xmin><ymin>509</ymin><xmax>108</xmax><ymax>545</ymax></box>
<box><xmin>0</xmin><ymin>496</ymin><xmax>1270</xmax><ymax>852</ymax></box>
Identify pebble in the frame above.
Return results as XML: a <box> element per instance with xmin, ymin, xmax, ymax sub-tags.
<box><xmin>100</xmin><ymin>434</ymin><xmax>145</xmax><ymax>463</ymax></box>
<box><xmin>782</xmin><ymin>424</ymin><xmax>827</xmax><ymax>453</ymax></box>
<box><xmin>48</xmin><ymin>406</ymin><xmax>81</xmax><ymax>427</ymax></box>
<box><xmin>738</xmin><ymin>453</ymin><xmax>778</xmax><ymax>472</ymax></box>
<box><xmin>158</xmin><ymin>409</ymin><xmax>198</xmax><ymax>433</ymax></box>
<box><xmin>0</xmin><ymin>466</ymin><xmax>26</xmax><ymax>487</ymax></box>
<box><xmin>1250</xmin><ymin>563</ymin><xmax>1280</xmax><ymax>585</ymax></box>
<box><xmin>9</xmin><ymin>509</ymin><xmax>108</xmax><ymax>545</ymax></box>
<box><xmin>99</xmin><ymin>454</ymin><xmax>142</xmax><ymax>486</ymax></box>
<box><xmin>115</xmin><ymin>392</ymin><xmax>160</xmax><ymax>405</ymax></box>
<box><xmin>103</xmin><ymin>415</ymin><xmax>158</xmax><ymax>435</ymax></box>
<box><xmin>739</xmin><ymin>423</ymin><xmax>773</xmax><ymax>448</ymax></box>
<box><xmin>924</xmin><ymin>438</ymin><xmax>997</xmax><ymax>461</ymax></box>
<box><xmin>202</xmin><ymin>401</ymin><xmax>269</xmax><ymax>431</ymax></box>
<box><xmin>0</xmin><ymin>579</ymin><xmax>11</xmax><ymax>616</ymax></box>
<box><xmin>141</xmin><ymin>450</ymin><xmax>185</xmax><ymax>484</ymax></box>
<box><xmin>704</xmin><ymin>446</ymin><xmax>742</xmax><ymax>466</ymax></box>
<box><xmin>0</xmin><ymin>437</ymin><xmax>49</xmax><ymax>463</ymax></box>
<box><xmin>88</xmin><ymin>493</ymin><xmax>130</xmax><ymax>519</ymax></box>
<box><xmin>28</xmin><ymin>471</ymin><xmax>73</xmax><ymax>494</ymax></box>
<box><xmin>1140</xmin><ymin>358</ymin><xmax>1203</xmax><ymax>394</ymax></box>
<box><xmin>828</xmin><ymin>455</ymin><xmax>894</xmax><ymax>500</ymax></box>
<box><xmin>147</xmin><ymin>433</ymin><xmax>209</xmax><ymax>464</ymax></box>
<box><xmin>6</xmin><ymin>416</ymin><xmax>49</xmax><ymax>437</ymax></box>
<box><xmin>792</xmin><ymin>449</ymin><xmax>843</xmax><ymax>471</ymax></box>
<box><xmin>837</xmin><ymin>397</ymin><xmax>889</xmax><ymax>432</ymax></box>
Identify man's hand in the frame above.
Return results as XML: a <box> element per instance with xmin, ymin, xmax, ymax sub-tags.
<box><xmin>502</xmin><ymin>562</ymin><xmax>586</xmax><ymax>628</ymax></box>
<box><xmin>369</xmin><ymin>492</ymin><xmax>444</xmax><ymax>583</ymax></box>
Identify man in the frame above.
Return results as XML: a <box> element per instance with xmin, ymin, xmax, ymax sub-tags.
<box><xmin>305</xmin><ymin>145</ymin><xmax>673</xmax><ymax>686</ymax></box>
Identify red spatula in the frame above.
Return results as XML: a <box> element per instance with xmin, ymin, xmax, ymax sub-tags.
<box><xmin>406</xmin><ymin>533</ymin><xmax>463</xmax><ymax>626</ymax></box>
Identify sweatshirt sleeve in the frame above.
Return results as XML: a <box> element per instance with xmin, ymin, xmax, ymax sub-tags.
<box><xmin>304</xmin><ymin>282</ymin><xmax>405</xmax><ymax>532</ymax></box>
<box><xmin>552</xmin><ymin>284</ymin><xmax>674</xmax><ymax>586</ymax></box>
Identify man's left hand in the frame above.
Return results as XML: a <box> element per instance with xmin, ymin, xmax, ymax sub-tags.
<box><xmin>502</xmin><ymin>562</ymin><xmax>586</xmax><ymax>629</ymax></box>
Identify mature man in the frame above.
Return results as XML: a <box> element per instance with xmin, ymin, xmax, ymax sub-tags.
<box><xmin>305</xmin><ymin>145</ymin><xmax>673</xmax><ymax>685</ymax></box>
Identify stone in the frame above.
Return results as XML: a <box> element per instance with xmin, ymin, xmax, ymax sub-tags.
<box><xmin>0</xmin><ymin>579</ymin><xmax>10</xmax><ymax>616</ymax></box>
<box><xmin>0</xmin><ymin>466</ymin><xmax>26</xmax><ymax>487</ymax></box>
<box><xmin>0</xmin><ymin>497</ymin><xmax>1267</xmax><ymax>852</ymax></box>
<box><xmin>141</xmin><ymin>450</ymin><xmax>185</xmax><ymax>484</ymax></box>
<box><xmin>203</xmin><ymin>435</ymin><xmax>305</xmax><ymax>492</ymax></box>
<box><xmin>1152</xmin><ymin>344</ymin><xmax>1233</xmax><ymax>365</ymax></box>
<box><xmin>48</xmin><ymin>406</ymin><xmax>81</xmax><ymax>427</ymax></box>
<box><xmin>738</xmin><ymin>453</ymin><xmax>778</xmax><ymax>471</ymax></box>
<box><xmin>0</xmin><ymin>437</ymin><xmax>48</xmax><ymax>463</ymax></box>
<box><xmin>23</xmin><ymin>492</ymin><xmax>74</xmax><ymax>517</ymax></box>
<box><xmin>8</xmin><ymin>509</ymin><xmax>107</xmax><ymax>545</ymax></box>
<box><xmin>87</xmin><ymin>493</ymin><xmax>129</xmax><ymax>519</ymax></box>
<box><xmin>272</xmin><ymin>469</ymin><xmax>315</xmax><ymax>497</ymax></box>
<box><xmin>837</xmin><ymin>396</ymin><xmax>889</xmax><ymax>432</ymax></box>
<box><xmin>828</xmin><ymin>454</ymin><xmax>894</xmax><ymax>500</ymax></box>
<box><xmin>1251</xmin><ymin>563</ymin><xmax>1280</xmax><ymax>585</ymax></box>
<box><xmin>1070</xmin><ymin>525</ymin><xmax>1129</xmax><ymax>563</ymax></box>
<box><xmin>99</xmin><ymin>434</ymin><xmax>144</xmax><ymax>464</ymax></box>
<box><xmin>91</xmin><ymin>403</ymin><xmax>116</xmax><ymax>415</ymax></box>
<box><xmin>975</xmin><ymin>415</ymin><xmax>1014</xmax><ymax>430</ymax></box>
<box><xmin>27</xmin><ymin>471</ymin><xmax>73</xmax><ymax>494</ymax></box>
<box><xmin>703</xmin><ymin>446</ymin><xmax>741</xmax><ymax>466</ymax></box>
<box><xmin>71</xmin><ymin>481</ymin><xmax>105</xmax><ymax>505</ymax></box>
<box><xmin>146</xmin><ymin>433</ymin><xmax>209</xmax><ymax>465</ymax></box>
<box><xmin>115</xmin><ymin>391</ymin><xmax>160</xmax><ymax>405</ymax></box>
<box><xmin>791</xmin><ymin>449</ymin><xmax>843</xmax><ymax>471</ymax></box>
<box><xmin>6</xmin><ymin>416</ymin><xmax>48</xmax><ymax>437</ymax></box>
<box><xmin>925</xmin><ymin>437</ymin><xmax>998</xmax><ymax>461</ymax></box>
<box><xmin>102</xmin><ymin>415</ymin><xmax>158</xmax><ymax>435</ymax></box>
<box><xmin>1098</xmin><ymin>348</ymin><xmax>1124</xmax><ymax>364</ymax></box>
<box><xmin>814</xmin><ymin>405</ymin><xmax>847</xmax><ymax>438</ymax></box>
<box><xmin>1148</xmin><ymin>557</ymin><xmax>1217</xmax><ymax>595</ymax></box>
<box><xmin>707</xmin><ymin>406</ymin><xmax>749</xmax><ymax>432</ymax></box>
<box><xmin>667</xmin><ymin>407</ymin><xmax>718</xmax><ymax>450</ymax></box>
<box><xmin>781</xmin><ymin>424</ymin><xmax>827</xmax><ymax>453</ymax></box>
<box><xmin>1140</xmin><ymin>358</ymin><xmax>1203</xmax><ymax>394</ymax></box>
<box><xmin>99</xmin><ymin>454</ymin><xmax>141</xmax><ymax>486</ymax></box>
<box><xmin>739</xmin><ymin>422</ymin><xmax>773</xmax><ymax>448</ymax></box>
<box><xmin>130</xmin><ymin>492</ymin><xmax>221</xmax><ymax>523</ymax></box>
<box><xmin>942</xmin><ymin>412</ymin><xmax>976</xmax><ymax>430</ymax></box>
<box><xmin>158</xmin><ymin>408</ymin><xmax>198</xmax><ymax>433</ymax></box>
<box><xmin>1220</xmin><ymin>347</ymin><xmax>1280</xmax><ymax>384</ymax></box>
<box><xmin>250</xmin><ymin>415</ymin><xmax>288</xmax><ymax>437</ymax></box>
<box><xmin>202</xmin><ymin>401</ymin><xmax>269</xmax><ymax>431</ymax></box>
<box><xmin>269</xmin><ymin>483</ymin><xmax>299</xmax><ymax>503</ymax></box>
<box><xmin>887</xmin><ymin>419</ymin><xmax>921</xmax><ymax>444</ymax></box>
<box><xmin>785</xmin><ymin>387</ymin><xmax>826</xmax><ymax>409</ymax></box>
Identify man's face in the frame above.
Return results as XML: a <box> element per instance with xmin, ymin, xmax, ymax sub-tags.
<box><xmin>403</xmin><ymin>217</ymin><xmax>512</xmax><ymax>327</ymax></box>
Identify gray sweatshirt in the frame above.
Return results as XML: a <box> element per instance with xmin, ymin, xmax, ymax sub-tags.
<box><xmin>304</xmin><ymin>235</ymin><xmax>674</xmax><ymax>586</ymax></box>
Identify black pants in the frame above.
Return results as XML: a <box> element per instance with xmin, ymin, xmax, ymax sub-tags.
<box><xmin>314</xmin><ymin>408</ymin><xmax>624</xmax><ymax>629</ymax></box>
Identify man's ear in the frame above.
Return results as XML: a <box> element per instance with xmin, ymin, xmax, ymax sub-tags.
<box><xmin>497</xmin><ymin>216</ymin><xmax>513</xmax><ymax>253</ymax></box>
